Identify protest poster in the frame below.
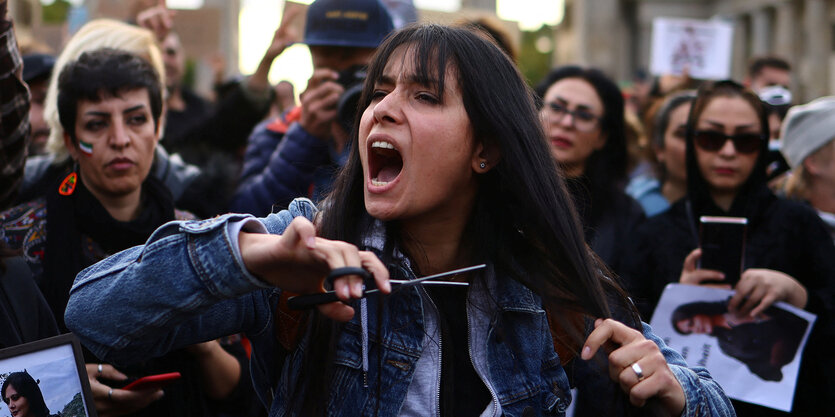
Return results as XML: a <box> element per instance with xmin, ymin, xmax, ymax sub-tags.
<box><xmin>649</xmin><ymin>284</ymin><xmax>815</xmax><ymax>412</ymax></box>
<box><xmin>0</xmin><ymin>334</ymin><xmax>97</xmax><ymax>417</ymax></box>
<box><xmin>650</xmin><ymin>17</ymin><xmax>734</xmax><ymax>80</ymax></box>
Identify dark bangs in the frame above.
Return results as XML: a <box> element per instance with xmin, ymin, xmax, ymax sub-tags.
<box><xmin>359</xmin><ymin>24</ymin><xmax>453</xmax><ymax>110</ymax></box>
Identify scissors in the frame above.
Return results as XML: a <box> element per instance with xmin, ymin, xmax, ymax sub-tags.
<box><xmin>286</xmin><ymin>264</ymin><xmax>486</xmax><ymax>310</ymax></box>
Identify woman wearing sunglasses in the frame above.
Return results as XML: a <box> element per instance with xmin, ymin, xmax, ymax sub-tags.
<box><xmin>625</xmin><ymin>80</ymin><xmax>835</xmax><ymax>416</ymax></box>
<box><xmin>535</xmin><ymin>67</ymin><xmax>645</xmax><ymax>276</ymax></box>
<box><xmin>64</xmin><ymin>25</ymin><xmax>734</xmax><ymax>416</ymax></box>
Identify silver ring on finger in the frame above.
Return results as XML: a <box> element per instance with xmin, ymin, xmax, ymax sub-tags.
<box><xmin>97</xmin><ymin>363</ymin><xmax>103</xmax><ymax>376</ymax></box>
<box><xmin>108</xmin><ymin>388</ymin><xmax>113</xmax><ymax>400</ymax></box>
<box><xmin>631</xmin><ymin>362</ymin><xmax>645</xmax><ymax>381</ymax></box>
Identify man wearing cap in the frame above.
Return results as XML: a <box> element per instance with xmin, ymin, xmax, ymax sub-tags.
<box><xmin>21</xmin><ymin>53</ymin><xmax>54</xmax><ymax>156</ymax></box>
<box><xmin>782</xmin><ymin>97</ymin><xmax>835</xmax><ymax>242</ymax></box>
<box><xmin>230</xmin><ymin>0</ymin><xmax>395</xmax><ymax>217</ymax></box>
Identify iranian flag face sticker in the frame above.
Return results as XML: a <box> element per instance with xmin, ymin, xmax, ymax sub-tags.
<box><xmin>79</xmin><ymin>140</ymin><xmax>94</xmax><ymax>156</ymax></box>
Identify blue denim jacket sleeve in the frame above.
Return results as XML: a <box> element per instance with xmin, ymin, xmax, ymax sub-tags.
<box><xmin>642</xmin><ymin>322</ymin><xmax>735</xmax><ymax>417</ymax></box>
<box><xmin>64</xmin><ymin>198</ymin><xmax>318</xmax><ymax>366</ymax></box>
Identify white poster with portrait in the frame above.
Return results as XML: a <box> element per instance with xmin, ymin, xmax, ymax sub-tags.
<box><xmin>649</xmin><ymin>284</ymin><xmax>815</xmax><ymax>412</ymax></box>
<box><xmin>650</xmin><ymin>17</ymin><xmax>734</xmax><ymax>80</ymax></box>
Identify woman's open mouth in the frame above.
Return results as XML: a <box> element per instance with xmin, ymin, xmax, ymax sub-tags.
<box><xmin>368</xmin><ymin>140</ymin><xmax>403</xmax><ymax>188</ymax></box>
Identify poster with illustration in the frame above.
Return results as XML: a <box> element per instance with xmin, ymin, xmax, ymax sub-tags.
<box><xmin>0</xmin><ymin>334</ymin><xmax>97</xmax><ymax>417</ymax></box>
<box><xmin>650</xmin><ymin>284</ymin><xmax>815</xmax><ymax>412</ymax></box>
<box><xmin>650</xmin><ymin>17</ymin><xmax>734</xmax><ymax>80</ymax></box>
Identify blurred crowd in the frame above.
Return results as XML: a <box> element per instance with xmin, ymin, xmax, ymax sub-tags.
<box><xmin>1</xmin><ymin>0</ymin><xmax>833</xmax><ymax>416</ymax></box>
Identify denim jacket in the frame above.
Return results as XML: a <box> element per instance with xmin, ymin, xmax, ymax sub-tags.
<box><xmin>66</xmin><ymin>199</ymin><xmax>734</xmax><ymax>417</ymax></box>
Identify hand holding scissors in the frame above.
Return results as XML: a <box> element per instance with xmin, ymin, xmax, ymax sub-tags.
<box><xmin>287</xmin><ymin>264</ymin><xmax>484</xmax><ymax>310</ymax></box>
<box><xmin>240</xmin><ymin>217</ymin><xmax>391</xmax><ymax>321</ymax></box>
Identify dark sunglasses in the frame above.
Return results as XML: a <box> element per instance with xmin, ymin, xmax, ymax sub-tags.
<box><xmin>693</xmin><ymin>130</ymin><xmax>762</xmax><ymax>154</ymax></box>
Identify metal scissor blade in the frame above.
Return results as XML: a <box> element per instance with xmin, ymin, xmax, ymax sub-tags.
<box><xmin>389</xmin><ymin>280</ymin><xmax>469</xmax><ymax>287</ymax></box>
<box><xmin>381</xmin><ymin>263</ymin><xmax>485</xmax><ymax>293</ymax></box>
<box><xmin>287</xmin><ymin>264</ymin><xmax>486</xmax><ymax>310</ymax></box>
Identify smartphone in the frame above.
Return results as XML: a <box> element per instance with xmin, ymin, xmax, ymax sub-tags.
<box><xmin>122</xmin><ymin>372</ymin><xmax>181</xmax><ymax>391</ymax></box>
<box><xmin>699</xmin><ymin>216</ymin><xmax>747</xmax><ymax>286</ymax></box>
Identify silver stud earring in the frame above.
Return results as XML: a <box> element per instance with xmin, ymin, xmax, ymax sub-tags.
<box><xmin>479</xmin><ymin>161</ymin><xmax>486</xmax><ymax>169</ymax></box>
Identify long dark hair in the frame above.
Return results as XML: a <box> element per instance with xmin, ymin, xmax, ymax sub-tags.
<box><xmin>1</xmin><ymin>371</ymin><xmax>50</xmax><ymax>417</ymax></box>
<box><xmin>684</xmin><ymin>80</ymin><xmax>771</xmax><ymax>219</ymax></box>
<box><xmin>534</xmin><ymin>66</ymin><xmax>629</xmax><ymax>221</ymax></box>
<box><xmin>300</xmin><ymin>24</ymin><xmax>639</xmax><ymax>414</ymax></box>
<box><xmin>670</xmin><ymin>300</ymin><xmax>728</xmax><ymax>335</ymax></box>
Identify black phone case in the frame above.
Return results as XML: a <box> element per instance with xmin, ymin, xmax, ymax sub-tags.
<box><xmin>699</xmin><ymin>216</ymin><xmax>747</xmax><ymax>286</ymax></box>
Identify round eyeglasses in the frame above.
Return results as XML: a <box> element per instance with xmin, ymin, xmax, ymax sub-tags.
<box><xmin>543</xmin><ymin>101</ymin><xmax>601</xmax><ymax>133</ymax></box>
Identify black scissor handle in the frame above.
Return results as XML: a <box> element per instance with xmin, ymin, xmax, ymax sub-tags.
<box><xmin>287</xmin><ymin>267</ymin><xmax>374</xmax><ymax>310</ymax></box>
<box><xmin>325</xmin><ymin>266</ymin><xmax>372</xmax><ymax>287</ymax></box>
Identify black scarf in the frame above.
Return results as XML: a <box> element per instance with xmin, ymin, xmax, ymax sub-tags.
<box><xmin>43</xmin><ymin>171</ymin><xmax>175</xmax><ymax>331</ymax></box>
<box><xmin>565</xmin><ymin>175</ymin><xmax>604</xmax><ymax>243</ymax></box>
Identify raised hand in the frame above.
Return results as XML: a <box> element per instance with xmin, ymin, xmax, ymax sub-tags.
<box><xmin>247</xmin><ymin>12</ymin><xmax>303</xmax><ymax>93</ymax></box>
<box><xmin>136</xmin><ymin>0</ymin><xmax>175</xmax><ymax>41</ymax></box>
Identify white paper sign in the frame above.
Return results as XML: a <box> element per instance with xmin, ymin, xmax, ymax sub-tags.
<box><xmin>650</xmin><ymin>17</ymin><xmax>734</xmax><ymax>80</ymax></box>
<box><xmin>649</xmin><ymin>284</ymin><xmax>816</xmax><ymax>412</ymax></box>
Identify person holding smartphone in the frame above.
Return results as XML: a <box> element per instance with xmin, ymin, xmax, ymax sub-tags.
<box><xmin>623</xmin><ymin>80</ymin><xmax>835</xmax><ymax>416</ymax></box>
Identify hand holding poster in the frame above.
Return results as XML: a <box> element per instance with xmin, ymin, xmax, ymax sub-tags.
<box><xmin>650</xmin><ymin>17</ymin><xmax>734</xmax><ymax>80</ymax></box>
<box><xmin>649</xmin><ymin>284</ymin><xmax>815</xmax><ymax>412</ymax></box>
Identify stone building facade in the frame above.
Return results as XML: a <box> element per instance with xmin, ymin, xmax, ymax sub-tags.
<box><xmin>7</xmin><ymin>0</ymin><xmax>240</xmax><ymax>95</ymax></box>
<box><xmin>556</xmin><ymin>0</ymin><xmax>834</xmax><ymax>101</ymax></box>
